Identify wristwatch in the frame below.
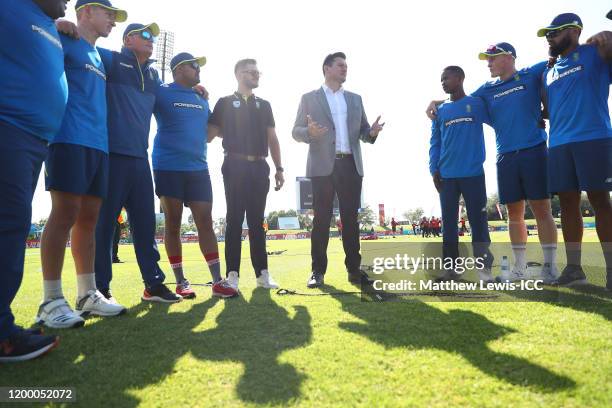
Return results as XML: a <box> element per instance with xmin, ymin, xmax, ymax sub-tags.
<box><xmin>276</xmin><ymin>166</ymin><xmax>284</xmax><ymax>172</ymax></box>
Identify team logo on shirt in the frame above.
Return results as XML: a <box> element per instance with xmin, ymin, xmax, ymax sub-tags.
<box><xmin>493</xmin><ymin>85</ymin><xmax>526</xmax><ymax>99</ymax></box>
<box><xmin>256</xmin><ymin>101</ymin><xmax>261</xmax><ymax>109</ymax></box>
<box><xmin>85</xmin><ymin>64</ymin><xmax>106</xmax><ymax>80</ymax></box>
<box><xmin>514</xmin><ymin>73</ymin><xmax>520</xmax><ymax>81</ymax></box>
<box><xmin>546</xmin><ymin>65</ymin><xmax>583</xmax><ymax>86</ymax></box>
<box><xmin>466</xmin><ymin>104</ymin><xmax>472</xmax><ymax>113</ymax></box>
<box><xmin>31</xmin><ymin>25</ymin><xmax>62</xmax><ymax>50</ymax></box>
<box><xmin>233</xmin><ymin>100</ymin><xmax>241</xmax><ymax>108</ymax></box>
<box><xmin>444</xmin><ymin>116</ymin><xmax>474</xmax><ymax>127</ymax></box>
<box><xmin>572</xmin><ymin>52</ymin><xmax>580</xmax><ymax>62</ymax></box>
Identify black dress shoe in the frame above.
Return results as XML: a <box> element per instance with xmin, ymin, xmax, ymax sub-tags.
<box><xmin>307</xmin><ymin>272</ymin><xmax>324</xmax><ymax>288</ymax></box>
<box><xmin>348</xmin><ymin>269</ymin><xmax>374</xmax><ymax>286</ymax></box>
<box><xmin>112</xmin><ymin>258</ymin><xmax>124</xmax><ymax>264</ymax></box>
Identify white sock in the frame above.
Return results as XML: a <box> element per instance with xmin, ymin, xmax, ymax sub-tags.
<box><xmin>542</xmin><ymin>244</ymin><xmax>557</xmax><ymax>269</ymax></box>
<box><xmin>512</xmin><ymin>244</ymin><xmax>527</xmax><ymax>270</ymax></box>
<box><xmin>43</xmin><ymin>279</ymin><xmax>63</xmax><ymax>302</ymax></box>
<box><xmin>76</xmin><ymin>273</ymin><xmax>97</xmax><ymax>299</ymax></box>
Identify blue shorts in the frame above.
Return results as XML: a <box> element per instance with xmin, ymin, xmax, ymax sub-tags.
<box><xmin>496</xmin><ymin>142</ymin><xmax>549</xmax><ymax>204</ymax></box>
<box><xmin>154</xmin><ymin>169</ymin><xmax>212</xmax><ymax>204</ymax></box>
<box><xmin>45</xmin><ymin>143</ymin><xmax>108</xmax><ymax>198</ymax></box>
<box><xmin>548</xmin><ymin>138</ymin><xmax>612</xmax><ymax>193</ymax></box>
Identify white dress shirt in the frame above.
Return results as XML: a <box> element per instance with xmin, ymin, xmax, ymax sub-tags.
<box><xmin>322</xmin><ymin>84</ymin><xmax>350</xmax><ymax>154</ymax></box>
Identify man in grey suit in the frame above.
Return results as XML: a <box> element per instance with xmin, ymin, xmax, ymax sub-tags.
<box><xmin>292</xmin><ymin>52</ymin><xmax>384</xmax><ymax>288</ymax></box>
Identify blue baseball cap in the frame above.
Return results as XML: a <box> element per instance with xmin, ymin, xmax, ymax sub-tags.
<box><xmin>478</xmin><ymin>42</ymin><xmax>517</xmax><ymax>60</ymax></box>
<box><xmin>537</xmin><ymin>13</ymin><xmax>583</xmax><ymax>37</ymax></box>
<box><xmin>170</xmin><ymin>52</ymin><xmax>207</xmax><ymax>71</ymax></box>
<box><xmin>123</xmin><ymin>22</ymin><xmax>160</xmax><ymax>39</ymax></box>
<box><xmin>75</xmin><ymin>0</ymin><xmax>127</xmax><ymax>23</ymax></box>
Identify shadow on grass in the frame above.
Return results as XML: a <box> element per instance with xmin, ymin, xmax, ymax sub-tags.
<box><xmin>0</xmin><ymin>289</ymin><xmax>311</xmax><ymax>407</ymax></box>
<box><xmin>325</xmin><ymin>284</ymin><xmax>576</xmax><ymax>393</ymax></box>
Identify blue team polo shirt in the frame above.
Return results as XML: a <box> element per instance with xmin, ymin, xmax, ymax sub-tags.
<box><xmin>0</xmin><ymin>0</ymin><xmax>68</xmax><ymax>141</ymax></box>
<box><xmin>152</xmin><ymin>82</ymin><xmax>210</xmax><ymax>171</ymax></box>
<box><xmin>52</xmin><ymin>35</ymin><xmax>108</xmax><ymax>152</ymax></box>
<box><xmin>472</xmin><ymin>61</ymin><xmax>548</xmax><ymax>154</ymax></box>
<box><xmin>429</xmin><ymin>96</ymin><xmax>490</xmax><ymax>178</ymax></box>
<box><xmin>544</xmin><ymin>44</ymin><xmax>612</xmax><ymax>148</ymax></box>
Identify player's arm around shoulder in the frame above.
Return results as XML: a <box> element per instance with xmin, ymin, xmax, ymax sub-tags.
<box><xmin>586</xmin><ymin>31</ymin><xmax>612</xmax><ymax>61</ymax></box>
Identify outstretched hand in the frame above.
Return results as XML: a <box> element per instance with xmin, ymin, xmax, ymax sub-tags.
<box><xmin>369</xmin><ymin>115</ymin><xmax>385</xmax><ymax>137</ymax></box>
<box><xmin>306</xmin><ymin>114</ymin><xmax>328</xmax><ymax>138</ymax></box>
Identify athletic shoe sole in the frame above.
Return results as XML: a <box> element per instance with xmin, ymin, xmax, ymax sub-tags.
<box><xmin>212</xmin><ymin>290</ymin><xmax>239</xmax><ymax>298</ymax></box>
<box><xmin>141</xmin><ymin>295</ymin><xmax>182</xmax><ymax>303</ymax></box>
<box><xmin>34</xmin><ymin>317</ymin><xmax>85</xmax><ymax>329</ymax></box>
<box><xmin>0</xmin><ymin>337</ymin><xmax>60</xmax><ymax>363</ymax></box>
<box><xmin>77</xmin><ymin>307</ymin><xmax>127</xmax><ymax>318</ymax></box>
<box><xmin>559</xmin><ymin>278</ymin><xmax>588</xmax><ymax>287</ymax></box>
<box><xmin>176</xmin><ymin>292</ymin><xmax>196</xmax><ymax>300</ymax></box>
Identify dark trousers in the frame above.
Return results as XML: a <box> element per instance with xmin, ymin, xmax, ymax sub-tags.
<box><xmin>439</xmin><ymin>174</ymin><xmax>493</xmax><ymax>269</ymax></box>
<box><xmin>112</xmin><ymin>221</ymin><xmax>121</xmax><ymax>260</ymax></box>
<box><xmin>0</xmin><ymin>121</ymin><xmax>47</xmax><ymax>341</ymax></box>
<box><xmin>95</xmin><ymin>154</ymin><xmax>165</xmax><ymax>290</ymax></box>
<box><xmin>222</xmin><ymin>158</ymin><xmax>270</xmax><ymax>276</ymax></box>
<box><xmin>311</xmin><ymin>157</ymin><xmax>363</xmax><ymax>274</ymax></box>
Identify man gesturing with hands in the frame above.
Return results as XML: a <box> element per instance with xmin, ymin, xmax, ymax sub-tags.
<box><xmin>293</xmin><ymin>51</ymin><xmax>384</xmax><ymax>289</ymax></box>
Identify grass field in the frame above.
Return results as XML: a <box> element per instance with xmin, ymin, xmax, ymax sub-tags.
<box><xmin>2</xmin><ymin>231</ymin><xmax>611</xmax><ymax>407</ymax></box>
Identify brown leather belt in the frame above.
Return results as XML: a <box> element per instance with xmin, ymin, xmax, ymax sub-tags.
<box><xmin>224</xmin><ymin>152</ymin><xmax>266</xmax><ymax>161</ymax></box>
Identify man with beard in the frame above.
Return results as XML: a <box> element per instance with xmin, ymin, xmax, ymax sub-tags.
<box><xmin>152</xmin><ymin>52</ymin><xmax>238</xmax><ymax>299</ymax></box>
<box><xmin>37</xmin><ymin>0</ymin><xmax>128</xmax><ymax>330</ymax></box>
<box><xmin>538</xmin><ymin>13</ymin><xmax>612</xmax><ymax>290</ymax></box>
<box><xmin>0</xmin><ymin>0</ymin><xmax>68</xmax><ymax>362</ymax></box>
<box><xmin>208</xmin><ymin>59</ymin><xmax>284</xmax><ymax>292</ymax></box>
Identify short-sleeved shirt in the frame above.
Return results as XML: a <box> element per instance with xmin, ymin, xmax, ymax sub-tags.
<box><xmin>472</xmin><ymin>61</ymin><xmax>548</xmax><ymax>154</ymax></box>
<box><xmin>208</xmin><ymin>92</ymin><xmax>275</xmax><ymax>156</ymax></box>
<box><xmin>0</xmin><ymin>0</ymin><xmax>68</xmax><ymax>141</ymax></box>
<box><xmin>544</xmin><ymin>44</ymin><xmax>612</xmax><ymax>148</ymax></box>
<box><xmin>152</xmin><ymin>82</ymin><xmax>210</xmax><ymax>171</ymax></box>
<box><xmin>52</xmin><ymin>35</ymin><xmax>108</xmax><ymax>152</ymax></box>
<box><xmin>429</xmin><ymin>96</ymin><xmax>490</xmax><ymax>178</ymax></box>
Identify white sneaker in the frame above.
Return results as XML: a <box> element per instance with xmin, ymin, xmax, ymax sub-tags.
<box><xmin>540</xmin><ymin>263</ymin><xmax>560</xmax><ymax>284</ymax></box>
<box><xmin>227</xmin><ymin>271</ymin><xmax>240</xmax><ymax>291</ymax></box>
<box><xmin>76</xmin><ymin>290</ymin><xmax>127</xmax><ymax>317</ymax></box>
<box><xmin>35</xmin><ymin>298</ymin><xmax>85</xmax><ymax>329</ymax></box>
<box><xmin>497</xmin><ymin>267</ymin><xmax>526</xmax><ymax>283</ymax></box>
<box><xmin>256</xmin><ymin>269</ymin><xmax>279</xmax><ymax>289</ymax></box>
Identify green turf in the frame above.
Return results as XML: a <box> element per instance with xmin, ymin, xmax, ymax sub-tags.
<box><xmin>2</xmin><ymin>231</ymin><xmax>610</xmax><ymax>407</ymax></box>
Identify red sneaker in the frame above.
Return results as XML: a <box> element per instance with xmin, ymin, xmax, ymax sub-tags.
<box><xmin>212</xmin><ymin>279</ymin><xmax>239</xmax><ymax>298</ymax></box>
<box><xmin>176</xmin><ymin>280</ymin><xmax>196</xmax><ymax>299</ymax></box>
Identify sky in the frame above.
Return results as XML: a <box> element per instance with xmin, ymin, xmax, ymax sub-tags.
<box><xmin>30</xmin><ymin>0</ymin><xmax>612</xmax><ymax>223</ymax></box>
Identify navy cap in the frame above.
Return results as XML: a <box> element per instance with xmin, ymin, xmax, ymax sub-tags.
<box><xmin>123</xmin><ymin>22</ymin><xmax>160</xmax><ymax>39</ymax></box>
<box><xmin>607</xmin><ymin>9</ymin><xmax>612</xmax><ymax>19</ymax></box>
<box><xmin>75</xmin><ymin>0</ymin><xmax>127</xmax><ymax>23</ymax></box>
<box><xmin>478</xmin><ymin>42</ymin><xmax>517</xmax><ymax>60</ymax></box>
<box><xmin>537</xmin><ymin>13</ymin><xmax>583</xmax><ymax>37</ymax></box>
<box><xmin>170</xmin><ymin>52</ymin><xmax>207</xmax><ymax>71</ymax></box>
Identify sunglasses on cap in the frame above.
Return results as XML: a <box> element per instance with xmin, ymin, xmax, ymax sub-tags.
<box><xmin>545</xmin><ymin>26</ymin><xmax>572</xmax><ymax>39</ymax></box>
<box><xmin>486</xmin><ymin>45</ymin><xmax>511</xmax><ymax>55</ymax></box>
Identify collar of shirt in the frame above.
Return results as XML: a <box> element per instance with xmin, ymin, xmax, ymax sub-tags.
<box><xmin>234</xmin><ymin>91</ymin><xmax>255</xmax><ymax>102</ymax></box>
<box><xmin>120</xmin><ymin>46</ymin><xmax>156</xmax><ymax>69</ymax></box>
<box><xmin>322</xmin><ymin>84</ymin><xmax>344</xmax><ymax>95</ymax></box>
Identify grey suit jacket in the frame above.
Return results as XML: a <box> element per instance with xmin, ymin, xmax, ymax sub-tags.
<box><xmin>292</xmin><ymin>87</ymin><xmax>377</xmax><ymax>177</ymax></box>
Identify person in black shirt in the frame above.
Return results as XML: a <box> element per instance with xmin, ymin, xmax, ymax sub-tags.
<box><xmin>208</xmin><ymin>58</ymin><xmax>284</xmax><ymax>292</ymax></box>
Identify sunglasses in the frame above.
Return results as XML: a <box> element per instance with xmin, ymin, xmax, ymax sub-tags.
<box><xmin>486</xmin><ymin>45</ymin><xmax>512</xmax><ymax>55</ymax></box>
<box><xmin>545</xmin><ymin>26</ymin><xmax>572</xmax><ymax>39</ymax></box>
<box><xmin>129</xmin><ymin>30</ymin><xmax>156</xmax><ymax>42</ymax></box>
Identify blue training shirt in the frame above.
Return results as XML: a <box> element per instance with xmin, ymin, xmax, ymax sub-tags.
<box><xmin>472</xmin><ymin>61</ymin><xmax>548</xmax><ymax>154</ymax></box>
<box><xmin>52</xmin><ymin>35</ymin><xmax>108</xmax><ymax>152</ymax></box>
<box><xmin>153</xmin><ymin>82</ymin><xmax>210</xmax><ymax>171</ymax></box>
<box><xmin>544</xmin><ymin>44</ymin><xmax>612</xmax><ymax>148</ymax></box>
<box><xmin>429</xmin><ymin>96</ymin><xmax>490</xmax><ymax>178</ymax></box>
<box><xmin>0</xmin><ymin>0</ymin><xmax>68</xmax><ymax>141</ymax></box>
<box><xmin>98</xmin><ymin>47</ymin><xmax>161</xmax><ymax>158</ymax></box>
